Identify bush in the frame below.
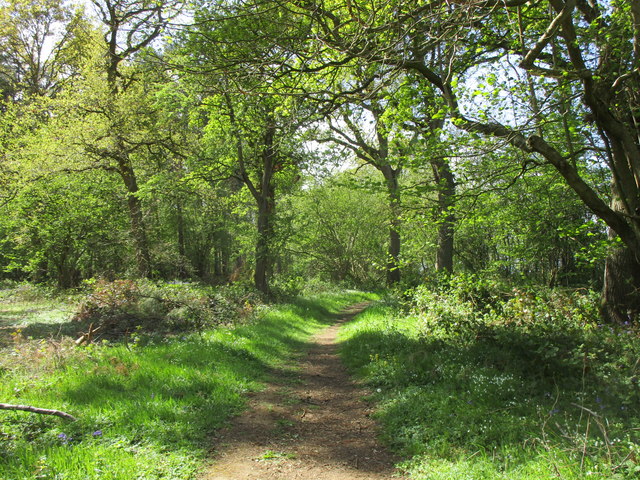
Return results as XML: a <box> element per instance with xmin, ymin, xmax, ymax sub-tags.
<box><xmin>72</xmin><ymin>279</ymin><xmax>265</xmax><ymax>335</ymax></box>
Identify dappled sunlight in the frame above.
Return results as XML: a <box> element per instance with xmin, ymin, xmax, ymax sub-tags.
<box><xmin>339</xmin><ymin>298</ymin><xmax>640</xmax><ymax>479</ymax></box>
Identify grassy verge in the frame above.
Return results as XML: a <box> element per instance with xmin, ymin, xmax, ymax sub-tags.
<box><xmin>0</xmin><ymin>288</ymin><xmax>376</xmax><ymax>480</ymax></box>
<box><xmin>0</xmin><ymin>285</ymin><xmax>79</xmax><ymax>348</ymax></box>
<box><xmin>338</xmin><ymin>289</ymin><xmax>640</xmax><ymax>480</ymax></box>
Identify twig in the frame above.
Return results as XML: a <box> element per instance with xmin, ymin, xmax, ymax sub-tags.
<box><xmin>0</xmin><ymin>403</ymin><xmax>77</xmax><ymax>421</ymax></box>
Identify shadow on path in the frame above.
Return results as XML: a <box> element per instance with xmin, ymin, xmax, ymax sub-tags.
<box><xmin>200</xmin><ymin>301</ymin><xmax>405</xmax><ymax>480</ymax></box>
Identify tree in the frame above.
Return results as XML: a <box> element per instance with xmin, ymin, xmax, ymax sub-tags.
<box><xmin>280</xmin><ymin>0</ymin><xmax>640</xmax><ymax>321</ymax></box>
<box><xmin>316</xmin><ymin>73</ymin><xmax>407</xmax><ymax>285</ymax></box>
<box><xmin>195</xmin><ymin>90</ymin><xmax>306</xmax><ymax>293</ymax></box>
<box><xmin>183</xmin><ymin>0</ymin><xmax>312</xmax><ymax>293</ymax></box>
<box><xmin>0</xmin><ymin>0</ymin><xmax>94</xmax><ymax>217</ymax></box>
<box><xmin>86</xmin><ymin>0</ymin><xmax>171</xmax><ymax>277</ymax></box>
<box><xmin>0</xmin><ymin>0</ymin><xmax>91</xmax><ymax>100</ymax></box>
<box><xmin>37</xmin><ymin>0</ymin><xmax>186</xmax><ymax>278</ymax></box>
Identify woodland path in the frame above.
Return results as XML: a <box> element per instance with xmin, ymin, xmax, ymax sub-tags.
<box><xmin>199</xmin><ymin>302</ymin><xmax>405</xmax><ymax>480</ymax></box>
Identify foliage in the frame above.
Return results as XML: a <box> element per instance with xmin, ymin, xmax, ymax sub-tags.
<box><xmin>286</xmin><ymin>172</ymin><xmax>389</xmax><ymax>287</ymax></box>
<box><xmin>0</xmin><ymin>0</ymin><xmax>630</xmax><ymax>302</ymax></box>
<box><xmin>453</xmin><ymin>161</ymin><xmax>606</xmax><ymax>287</ymax></box>
<box><xmin>339</xmin><ymin>278</ymin><xmax>640</xmax><ymax>479</ymax></box>
<box><xmin>0</xmin><ymin>0</ymin><xmax>92</xmax><ymax>99</ymax></box>
<box><xmin>0</xmin><ymin>171</ymin><xmax>129</xmax><ymax>287</ymax></box>
<box><xmin>72</xmin><ymin>279</ymin><xmax>265</xmax><ymax>334</ymax></box>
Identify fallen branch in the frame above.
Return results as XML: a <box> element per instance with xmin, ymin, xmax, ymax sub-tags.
<box><xmin>0</xmin><ymin>403</ymin><xmax>77</xmax><ymax>421</ymax></box>
<box><xmin>75</xmin><ymin>323</ymin><xmax>101</xmax><ymax>346</ymax></box>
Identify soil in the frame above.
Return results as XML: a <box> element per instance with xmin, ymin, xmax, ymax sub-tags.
<box><xmin>199</xmin><ymin>302</ymin><xmax>406</xmax><ymax>480</ymax></box>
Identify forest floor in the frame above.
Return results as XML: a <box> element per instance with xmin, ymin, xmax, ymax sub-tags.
<box><xmin>199</xmin><ymin>302</ymin><xmax>405</xmax><ymax>480</ymax></box>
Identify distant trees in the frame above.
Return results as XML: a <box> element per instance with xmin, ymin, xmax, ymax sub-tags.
<box><xmin>0</xmin><ymin>0</ymin><xmax>91</xmax><ymax>100</ymax></box>
<box><xmin>288</xmin><ymin>174</ymin><xmax>389</xmax><ymax>286</ymax></box>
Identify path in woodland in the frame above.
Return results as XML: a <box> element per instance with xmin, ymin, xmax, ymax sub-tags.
<box><xmin>199</xmin><ymin>302</ymin><xmax>405</xmax><ymax>480</ymax></box>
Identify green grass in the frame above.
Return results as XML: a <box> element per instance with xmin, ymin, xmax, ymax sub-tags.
<box><xmin>338</xmin><ymin>297</ymin><xmax>640</xmax><ymax>480</ymax></box>
<box><xmin>0</xmin><ymin>300</ymin><xmax>73</xmax><ymax>327</ymax></box>
<box><xmin>0</xmin><ymin>288</ymin><xmax>376</xmax><ymax>480</ymax></box>
<box><xmin>0</xmin><ymin>292</ymin><xmax>79</xmax><ymax>348</ymax></box>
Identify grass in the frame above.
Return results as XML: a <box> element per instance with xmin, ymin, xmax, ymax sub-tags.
<box><xmin>257</xmin><ymin>450</ymin><xmax>297</xmax><ymax>461</ymax></box>
<box><xmin>0</xmin><ymin>286</ymin><xmax>376</xmax><ymax>480</ymax></box>
<box><xmin>0</xmin><ymin>285</ymin><xmax>79</xmax><ymax>348</ymax></box>
<box><xmin>338</xmin><ymin>290</ymin><xmax>640</xmax><ymax>480</ymax></box>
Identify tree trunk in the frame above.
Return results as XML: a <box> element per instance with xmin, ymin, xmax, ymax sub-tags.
<box><xmin>253</xmin><ymin>123</ymin><xmax>277</xmax><ymax>295</ymax></box>
<box><xmin>254</xmin><ymin>196</ymin><xmax>274</xmax><ymax>294</ymax></box>
<box><xmin>176</xmin><ymin>201</ymin><xmax>187</xmax><ymax>278</ymax></box>
<box><xmin>381</xmin><ymin>165</ymin><xmax>402</xmax><ymax>285</ymax></box>
<box><xmin>119</xmin><ymin>158</ymin><xmax>152</xmax><ymax>278</ymax></box>
<box><xmin>432</xmin><ymin>159</ymin><xmax>455</xmax><ymax>274</ymax></box>
<box><xmin>602</xmin><ymin>181</ymin><xmax>640</xmax><ymax>322</ymax></box>
<box><xmin>601</xmin><ymin>244</ymin><xmax>640</xmax><ymax>323</ymax></box>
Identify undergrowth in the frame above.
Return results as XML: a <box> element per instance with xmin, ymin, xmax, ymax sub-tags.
<box><xmin>73</xmin><ymin>279</ymin><xmax>264</xmax><ymax>335</ymax></box>
<box><xmin>0</xmin><ymin>286</ymin><xmax>375</xmax><ymax>479</ymax></box>
<box><xmin>339</xmin><ymin>276</ymin><xmax>640</xmax><ymax>479</ymax></box>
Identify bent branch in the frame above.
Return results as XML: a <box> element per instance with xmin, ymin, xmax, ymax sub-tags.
<box><xmin>0</xmin><ymin>403</ymin><xmax>77</xmax><ymax>421</ymax></box>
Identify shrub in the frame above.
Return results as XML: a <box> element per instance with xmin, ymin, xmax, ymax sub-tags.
<box><xmin>72</xmin><ymin>279</ymin><xmax>265</xmax><ymax>336</ymax></box>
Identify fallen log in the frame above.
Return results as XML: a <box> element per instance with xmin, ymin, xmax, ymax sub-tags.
<box><xmin>0</xmin><ymin>403</ymin><xmax>77</xmax><ymax>421</ymax></box>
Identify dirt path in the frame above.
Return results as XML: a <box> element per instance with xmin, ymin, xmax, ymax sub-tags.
<box><xmin>199</xmin><ymin>302</ymin><xmax>404</xmax><ymax>480</ymax></box>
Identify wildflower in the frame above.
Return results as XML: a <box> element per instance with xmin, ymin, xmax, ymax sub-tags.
<box><xmin>92</xmin><ymin>430</ymin><xmax>102</xmax><ymax>437</ymax></box>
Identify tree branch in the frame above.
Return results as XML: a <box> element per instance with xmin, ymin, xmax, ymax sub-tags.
<box><xmin>520</xmin><ymin>0</ymin><xmax>576</xmax><ymax>69</ymax></box>
<box><xmin>0</xmin><ymin>403</ymin><xmax>77</xmax><ymax>421</ymax></box>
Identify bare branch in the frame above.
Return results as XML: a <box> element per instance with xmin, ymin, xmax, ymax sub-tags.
<box><xmin>0</xmin><ymin>403</ymin><xmax>77</xmax><ymax>421</ymax></box>
<box><xmin>520</xmin><ymin>0</ymin><xmax>576</xmax><ymax>69</ymax></box>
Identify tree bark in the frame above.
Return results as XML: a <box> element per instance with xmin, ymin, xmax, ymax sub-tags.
<box><xmin>381</xmin><ymin>165</ymin><xmax>402</xmax><ymax>285</ymax></box>
<box><xmin>432</xmin><ymin>158</ymin><xmax>455</xmax><ymax>274</ymax></box>
<box><xmin>119</xmin><ymin>158</ymin><xmax>152</xmax><ymax>278</ymax></box>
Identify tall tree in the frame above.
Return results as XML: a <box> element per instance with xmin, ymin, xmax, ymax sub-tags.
<box><xmin>0</xmin><ymin>0</ymin><xmax>91</xmax><ymax>100</ymax></box>
<box><xmin>183</xmin><ymin>0</ymin><xmax>312</xmax><ymax>293</ymax></box>
<box><xmin>317</xmin><ymin>74</ymin><xmax>408</xmax><ymax>284</ymax></box>
<box><xmin>72</xmin><ymin>0</ymin><xmax>184</xmax><ymax>277</ymax></box>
